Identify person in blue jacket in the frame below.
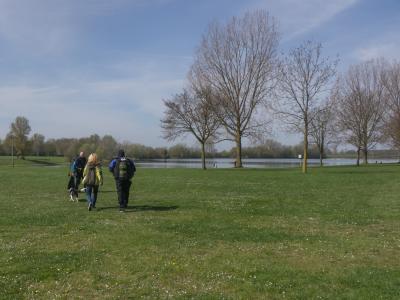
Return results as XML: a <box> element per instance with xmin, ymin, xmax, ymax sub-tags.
<box><xmin>109</xmin><ymin>149</ymin><xmax>136</xmax><ymax>212</ymax></box>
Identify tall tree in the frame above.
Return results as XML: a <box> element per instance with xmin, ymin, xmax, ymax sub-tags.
<box><xmin>277</xmin><ymin>41</ymin><xmax>337</xmax><ymax>173</ymax></box>
<box><xmin>161</xmin><ymin>88</ymin><xmax>220</xmax><ymax>169</ymax></box>
<box><xmin>381</xmin><ymin>60</ymin><xmax>400</xmax><ymax>151</ymax></box>
<box><xmin>309</xmin><ymin>96</ymin><xmax>336</xmax><ymax>166</ymax></box>
<box><xmin>7</xmin><ymin>116</ymin><xmax>31</xmax><ymax>159</ymax></box>
<box><xmin>336</xmin><ymin>60</ymin><xmax>386</xmax><ymax>165</ymax></box>
<box><xmin>191</xmin><ymin>10</ymin><xmax>279</xmax><ymax>167</ymax></box>
<box><xmin>31</xmin><ymin>133</ymin><xmax>45</xmax><ymax>156</ymax></box>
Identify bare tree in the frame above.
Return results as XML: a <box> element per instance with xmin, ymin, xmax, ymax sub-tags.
<box><xmin>31</xmin><ymin>133</ymin><xmax>45</xmax><ymax>156</ymax></box>
<box><xmin>161</xmin><ymin>88</ymin><xmax>220</xmax><ymax>169</ymax></box>
<box><xmin>309</xmin><ymin>96</ymin><xmax>336</xmax><ymax>166</ymax></box>
<box><xmin>336</xmin><ymin>89</ymin><xmax>363</xmax><ymax>165</ymax></box>
<box><xmin>336</xmin><ymin>60</ymin><xmax>386</xmax><ymax>165</ymax></box>
<box><xmin>190</xmin><ymin>10</ymin><xmax>279</xmax><ymax>168</ymax></box>
<box><xmin>276</xmin><ymin>41</ymin><xmax>337</xmax><ymax>173</ymax></box>
<box><xmin>381</xmin><ymin>60</ymin><xmax>400</xmax><ymax>152</ymax></box>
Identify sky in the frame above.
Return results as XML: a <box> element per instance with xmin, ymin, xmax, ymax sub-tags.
<box><xmin>0</xmin><ymin>0</ymin><xmax>399</xmax><ymax>148</ymax></box>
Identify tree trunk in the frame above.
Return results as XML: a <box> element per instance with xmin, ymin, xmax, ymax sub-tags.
<box><xmin>319</xmin><ymin>149</ymin><xmax>323</xmax><ymax>167</ymax></box>
<box><xmin>302</xmin><ymin>129</ymin><xmax>308</xmax><ymax>173</ymax></box>
<box><xmin>319</xmin><ymin>141</ymin><xmax>324</xmax><ymax>167</ymax></box>
<box><xmin>201</xmin><ymin>142</ymin><xmax>206</xmax><ymax>170</ymax></box>
<box><xmin>235</xmin><ymin>134</ymin><xmax>242</xmax><ymax>168</ymax></box>
<box><xmin>356</xmin><ymin>147</ymin><xmax>360</xmax><ymax>166</ymax></box>
<box><xmin>363</xmin><ymin>148</ymin><xmax>368</xmax><ymax>164</ymax></box>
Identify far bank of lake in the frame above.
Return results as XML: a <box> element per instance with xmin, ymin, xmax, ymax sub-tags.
<box><xmin>136</xmin><ymin>158</ymin><xmax>399</xmax><ymax>169</ymax></box>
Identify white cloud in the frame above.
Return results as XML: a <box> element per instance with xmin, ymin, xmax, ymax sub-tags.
<box><xmin>355</xmin><ymin>41</ymin><xmax>400</xmax><ymax>62</ymax></box>
<box><xmin>251</xmin><ymin>0</ymin><xmax>359</xmax><ymax>39</ymax></box>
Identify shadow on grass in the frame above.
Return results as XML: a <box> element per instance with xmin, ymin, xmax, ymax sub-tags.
<box><xmin>27</xmin><ymin>159</ymin><xmax>59</xmax><ymax>166</ymax></box>
<box><xmin>97</xmin><ymin>205</ymin><xmax>179</xmax><ymax>212</ymax></box>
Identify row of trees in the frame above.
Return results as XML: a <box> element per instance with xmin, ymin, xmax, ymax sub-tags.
<box><xmin>161</xmin><ymin>10</ymin><xmax>400</xmax><ymax>171</ymax></box>
<box><xmin>0</xmin><ymin>118</ymin><xmax>120</xmax><ymax>160</ymax></box>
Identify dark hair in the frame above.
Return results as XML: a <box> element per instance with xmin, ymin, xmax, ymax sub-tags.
<box><xmin>118</xmin><ymin>149</ymin><xmax>125</xmax><ymax>158</ymax></box>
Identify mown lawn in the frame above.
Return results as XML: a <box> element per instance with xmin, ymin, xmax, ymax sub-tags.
<box><xmin>0</xmin><ymin>160</ymin><xmax>399</xmax><ymax>299</ymax></box>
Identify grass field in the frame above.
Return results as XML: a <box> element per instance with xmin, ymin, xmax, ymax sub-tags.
<box><xmin>0</xmin><ymin>158</ymin><xmax>399</xmax><ymax>299</ymax></box>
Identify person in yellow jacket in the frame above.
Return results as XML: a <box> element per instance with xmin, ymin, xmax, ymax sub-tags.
<box><xmin>82</xmin><ymin>153</ymin><xmax>103</xmax><ymax>211</ymax></box>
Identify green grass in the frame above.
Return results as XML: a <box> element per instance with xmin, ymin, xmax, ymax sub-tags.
<box><xmin>0</xmin><ymin>156</ymin><xmax>68</xmax><ymax>167</ymax></box>
<box><xmin>0</xmin><ymin>162</ymin><xmax>399</xmax><ymax>299</ymax></box>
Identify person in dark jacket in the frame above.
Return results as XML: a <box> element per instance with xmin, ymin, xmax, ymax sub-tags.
<box><xmin>67</xmin><ymin>156</ymin><xmax>78</xmax><ymax>201</ymax></box>
<box><xmin>74</xmin><ymin>151</ymin><xmax>87</xmax><ymax>197</ymax></box>
<box><xmin>109</xmin><ymin>149</ymin><xmax>136</xmax><ymax>212</ymax></box>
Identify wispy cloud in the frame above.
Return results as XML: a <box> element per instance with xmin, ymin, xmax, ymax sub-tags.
<box><xmin>0</xmin><ymin>56</ymin><xmax>187</xmax><ymax>145</ymax></box>
<box><xmin>0</xmin><ymin>0</ymin><xmax>177</xmax><ymax>56</ymax></box>
<box><xmin>353</xmin><ymin>32</ymin><xmax>400</xmax><ymax>61</ymax></box>
<box><xmin>250</xmin><ymin>0</ymin><xmax>359</xmax><ymax>40</ymax></box>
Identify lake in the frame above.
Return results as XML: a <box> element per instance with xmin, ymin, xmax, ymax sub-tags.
<box><xmin>135</xmin><ymin>158</ymin><xmax>399</xmax><ymax>169</ymax></box>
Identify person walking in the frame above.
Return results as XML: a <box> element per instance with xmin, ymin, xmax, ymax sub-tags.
<box><xmin>74</xmin><ymin>151</ymin><xmax>87</xmax><ymax>198</ymax></box>
<box><xmin>109</xmin><ymin>150</ymin><xmax>136</xmax><ymax>212</ymax></box>
<box><xmin>67</xmin><ymin>156</ymin><xmax>78</xmax><ymax>201</ymax></box>
<box><xmin>82</xmin><ymin>153</ymin><xmax>103</xmax><ymax>211</ymax></box>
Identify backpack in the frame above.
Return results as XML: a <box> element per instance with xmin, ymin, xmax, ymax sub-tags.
<box><xmin>74</xmin><ymin>157</ymin><xmax>87</xmax><ymax>176</ymax></box>
<box><xmin>87</xmin><ymin>166</ymin><xmax>96</xmax><ymax>186</ymax></box>
<box><xmin>114</xmin><ymin>158</ymin><xmax>134</xmax><ymax>180</ymax></box>
<box><xmin>68</xmin><ymin>160</ymin><xmax>75</xmax><ymax>176</ymax></box>
<box><xmin>118</xmin><ymin>158</ymin><xmax>129</xmax><ymax>180</ymax></box>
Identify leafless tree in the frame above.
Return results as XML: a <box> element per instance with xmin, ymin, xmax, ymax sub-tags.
<box><xmin>309</xmin><ymin>96</ymin><xmax>336</xmax><ymax>166</ymax></box>
<box><xmin>276</xmin><ymin>41</ymin><xmax>337</xmax><ymax>173</ymax></box>
<box><xmin>336</xmin><ymin>60</ymin><xmax>386</xmax><ymax>165</ymax></box>
<box><xmin>161</xmin><ymin>88</ymin><xmax>220</xmax><ymax>169</ymax></box>
<box><xmin>31</xmin><ymin>133</ymin><xmax>45</xmax><ymax>156</ymax></box>
<box><xmin>381</xmin><ymin>60</ymin><xmax>400</xmax><ymax>152</ymax></box>
<box><xmin>336</xmin><ymin>89</ymin><xmax>363</xmax><ymax>165</ymax></box>
<box><xmin>190</xmin><ymin>10</ymin><xmax>279</xmax><ymax>168</ymax></box>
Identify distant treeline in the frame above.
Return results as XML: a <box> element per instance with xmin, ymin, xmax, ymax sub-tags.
<box><xmin>1</xmin><ymin>126</ymin><xmax>398</xmax><ymax>161</ymax></box>
<box><xmin>0</xmin><ymin>132</ymin><xmax>335</xmax><ymax>160</ymax></box>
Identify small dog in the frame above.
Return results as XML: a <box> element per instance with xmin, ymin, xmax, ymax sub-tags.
<box><xmin>67</xmin><ymin>176</ymin><xmax>79</xmax><ymax>202</ymax></box>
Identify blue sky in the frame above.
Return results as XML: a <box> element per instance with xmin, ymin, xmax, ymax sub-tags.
<box><xmin>0</xmin><ymin>0</ymin><xmax>399</xmax><ymax>147</ymax></box>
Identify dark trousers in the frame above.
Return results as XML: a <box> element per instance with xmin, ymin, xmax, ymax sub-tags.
<box><xmin>86</xmin><ymin>185</ymin><xmax>99</xmax><ymax>207</ymax></box>
<box><xmin>67</xmin><ymin>176</ymin><xmax>75</xmax><ymax>190</ymax></box>
<box><xmin>115</xmin><ymin>180</ymin><xmax>132</xmax><ymax>208</ymax></box>
<box><xmin>75</xmin><ymin>173</ymin><xmax>83</xmax><ymax>189</ymax></box>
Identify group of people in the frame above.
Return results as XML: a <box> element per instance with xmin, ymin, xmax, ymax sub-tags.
<box><xmin>67</xmin><ymin>149</ymin><xmax>136</xmax><ymax>212</ymax></box>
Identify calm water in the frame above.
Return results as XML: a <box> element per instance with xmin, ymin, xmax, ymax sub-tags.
<box><xmin>135</xmin><ymin>158</ymin><xmax>399</xmax><ymax>169</ymax></box>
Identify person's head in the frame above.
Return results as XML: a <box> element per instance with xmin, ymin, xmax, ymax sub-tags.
<box><xmin>117</xmin><ymin>149</ymin><xmax>125</xmax><ymax>158</ymax></box>
<box><xmin>87</xmin><ymin>153</ymin><xmax>98</xmax><ymax>165</ymax></box>
<box><xmin>79</xmin><ymin>151</ymin><xmax>85</xmax><ymax>157</ymax></box>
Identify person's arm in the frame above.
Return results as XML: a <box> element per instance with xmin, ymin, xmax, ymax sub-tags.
<box><xmin>108</xmin><ymin>159</ymin><xmax>116</xmax><ymax>172</ymax></box>
<box><xmin>98</xmin><ymin>166</ymin><xmax>103</xmax><ymax>185</ymax></box>
<box><xmin>72</xmin><ymin>160</ymin><xmax>78</xmax><ymax>175</ymax></box>
<box><xmin>131</xmin><ymin>160</ymin><xmax>136</xmax><ymax>173</ymax></box>
<box><xmin>129</xmin><ymin>159</ymin><xmax>136</xmax><ymax>178</ymax></box>
<box><xmin>81</xmin><ymin>165</ymin><xmax>88</xmax><ymax>185</ymax></box>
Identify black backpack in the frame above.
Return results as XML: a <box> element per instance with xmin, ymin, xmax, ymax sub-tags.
<box><xmin>87</xmin><ymin>166</ymin><xmax>96</xmax><ymax>185</ymax></box>
<box><xmin>114</xmin><ymin>158</ymin><xmax>133</xmax><ymax>180</ymax></box>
